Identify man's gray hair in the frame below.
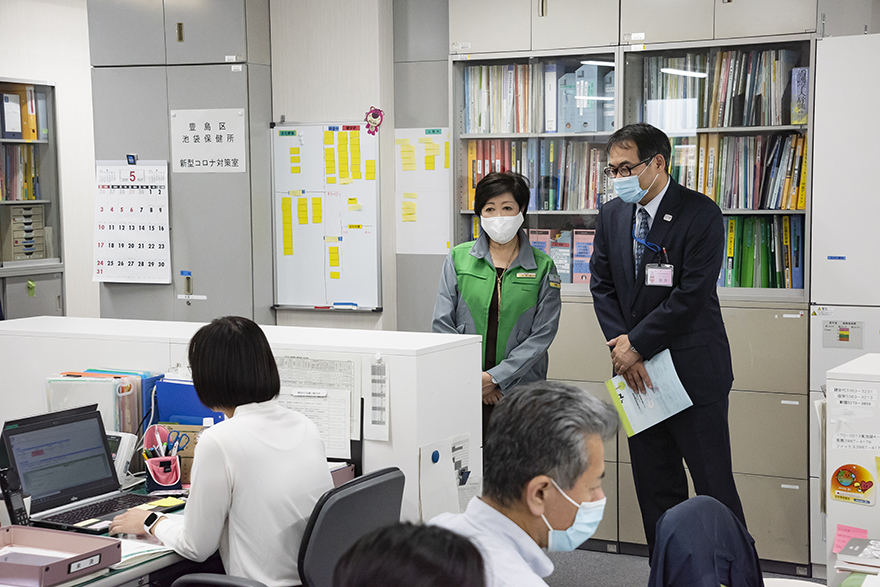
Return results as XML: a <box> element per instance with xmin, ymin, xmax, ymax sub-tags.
<box><xmin>483</xmin><ymin>381</ymin><xmax>619</xmax><ymax>508</ymax></box>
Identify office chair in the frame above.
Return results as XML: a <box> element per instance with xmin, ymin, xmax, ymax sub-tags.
<box><xmin>648</xmin><ymin>495</ymin><xmax>764</xmax><ymax>587</ymax></box>
<box><xmin>171</xmin><ymin>573</ymin><xmax>267</xmax><ymax>587</ymax></box>
<box><xmin>298</xmin><ymin>467</ymin><xmax>406</xmax><ymax>587</ymax></box>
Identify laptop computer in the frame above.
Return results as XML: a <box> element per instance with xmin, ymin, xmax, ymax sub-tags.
<box><xmin>3</xmin><ymin>408</ymin><xmax>183</xmax><ymax>534</ymax></box>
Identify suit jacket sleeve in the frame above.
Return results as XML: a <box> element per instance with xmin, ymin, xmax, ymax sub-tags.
<box><xmin>590</xmin><ymin>207</ymin><xmax>629</xmax><ymax>342</ymax></box>
<box><xmin>629</xmin><ymin>210</ymin><xmax>725</xmax><ymax>360</ymax></box>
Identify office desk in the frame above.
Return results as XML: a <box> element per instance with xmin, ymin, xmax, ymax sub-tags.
<box><xmin>0</xmin><ymin>317</ymin><xmax>482</xmax><ymax>522</ymax></box>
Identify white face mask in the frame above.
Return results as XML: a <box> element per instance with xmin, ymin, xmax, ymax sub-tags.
<box><xmin>481</xmin><ymin>212</ymin><xmax>524</xmax><ymax>245</ymax></box>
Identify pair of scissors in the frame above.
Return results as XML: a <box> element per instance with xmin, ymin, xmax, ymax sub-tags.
<box><xmin>168</xmin><ymin>430</ymin><xmax>190</xmax><ymax>455</ymax></box>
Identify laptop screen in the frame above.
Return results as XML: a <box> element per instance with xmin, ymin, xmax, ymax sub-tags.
<box><xmin>3</xmin><ymin>411</ymin><xmax>119</xmax><ymax>514</ymax></box>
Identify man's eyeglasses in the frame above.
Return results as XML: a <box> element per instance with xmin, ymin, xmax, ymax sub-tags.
<box><xmin>603</xmin><ymin>156</ymin><xmax>655</xmax><ymax>179</ymax></box>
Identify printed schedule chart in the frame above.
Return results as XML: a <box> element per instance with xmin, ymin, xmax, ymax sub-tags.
<box><xmin>93</xmin><ymin>161</ymin><xmax>171</xmax><ymax>283</ymax></box>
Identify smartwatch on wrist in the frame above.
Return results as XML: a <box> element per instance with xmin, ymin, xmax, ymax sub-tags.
<box><xmin>144</xmin><ymin>512</ymin><xmax>161</xmax><ymax>534</ymax></box>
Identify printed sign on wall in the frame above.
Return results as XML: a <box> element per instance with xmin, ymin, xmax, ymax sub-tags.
<box><xmin>170</xmin><ymin>108</ymin><xmax>247</xmax><ymax>173</ymax></box>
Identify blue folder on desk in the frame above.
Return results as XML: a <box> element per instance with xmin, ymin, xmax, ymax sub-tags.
<box><xmin>153</xmin><ymin>379</ymin><xmax>225</xmax><ymax>426</ymax></box>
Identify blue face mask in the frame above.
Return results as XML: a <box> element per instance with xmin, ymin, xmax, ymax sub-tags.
<box><xmin>612</xmin><ymin>163</ymin><xmax>658</xmax><ymax>204</ymax></box>
<box><xmin>542</xmin><ymin>478</ymin><xmax>606</xmax><ymax>552</ymax></box>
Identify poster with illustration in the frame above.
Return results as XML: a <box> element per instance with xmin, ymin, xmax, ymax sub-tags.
<box><xmin>831</xmin><ymin>463</ymin><xmax>876</xmax><ymax>506</ymax></box>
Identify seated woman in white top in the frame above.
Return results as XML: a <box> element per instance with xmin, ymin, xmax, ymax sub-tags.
<box><xmin>110</xmin><ymin>316</ymin><xmax>334</xmax><ymax>587</ymax></box>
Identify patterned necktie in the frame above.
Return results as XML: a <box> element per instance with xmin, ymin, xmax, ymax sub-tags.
<box><xmin>634</xmin><ymin>208</ymin><xmax>649</xmax><ymax>281</ymax></box>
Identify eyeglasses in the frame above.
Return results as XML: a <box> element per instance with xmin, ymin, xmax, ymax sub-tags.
<box><xmin>603</xmin><ymin>156</ymin><xmax>654</xmax><ymax>179</ymax></box>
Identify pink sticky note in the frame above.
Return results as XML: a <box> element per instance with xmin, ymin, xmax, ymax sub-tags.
<box><xmin>833</xmin><ymin>523</ymin><xmax>869</xmax><ymax>554</ymax></box>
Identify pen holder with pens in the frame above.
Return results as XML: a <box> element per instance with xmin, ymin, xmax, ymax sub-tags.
<box><xmin>145</xmin><ymin>455</ymin><xmax>182</xmax><ymax>492</ymax></box>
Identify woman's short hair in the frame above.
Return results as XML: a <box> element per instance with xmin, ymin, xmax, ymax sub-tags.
<box><xmin>334</xmin><ymin>523</ymin><xmax>485</xmax><ymax>587</ymax></box>
<box><xmin>474</xmin><ymin>172</ymin><xmax>530</xmax><ymax>217</ymax></box>
<box><xmin>188</xmin><ymin>316</ymin><xmax>280</xmax><ymax>410</ymax></box>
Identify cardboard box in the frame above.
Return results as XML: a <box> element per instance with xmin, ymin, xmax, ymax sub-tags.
<box><xmin>179</xmin><ymin>456</ymin><xmax>194</xmax><ymax>485</ymax></box>
<box><xmin>160</xmin><ymin>423</ymin><xmax>203</xmax><ymax>459</ymax></box>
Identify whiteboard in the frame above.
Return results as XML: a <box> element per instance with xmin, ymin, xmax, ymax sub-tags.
<box><xmin>272</xmin><ymin>123</ymin><xmax>381</xmax><ymax>310</ymax></box>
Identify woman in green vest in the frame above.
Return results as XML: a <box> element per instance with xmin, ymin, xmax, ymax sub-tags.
<box><xmin>432</xmin><ymin>172</ymin><xmax>562</xmax><ymax>436</ymax></box>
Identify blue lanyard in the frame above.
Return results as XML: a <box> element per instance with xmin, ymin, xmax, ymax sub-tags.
<box><xmin>632</xmin><ymin>221</ymin><xmax>661</xmax><ymax>254</ymax></box>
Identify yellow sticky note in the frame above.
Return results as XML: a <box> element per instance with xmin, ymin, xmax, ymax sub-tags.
<box><xmin>290</xmin><ymin>156</ymin><xmax>300</xmax><ymax>163</ymax></box>
<box><xmin>352</xmin><ymin>171</ymin><xmax>362</xmax><ymax>179</ymax></box>
<box><xmin>288</xmin><ymin>190</ymin><xmax>303</xmax><ymax>196</ymax></box>
<box><xmin>330</xmin><ymin>271</ymin><xmax>340</xmax><ymax>279</ymax></box>
<box><xmin>340</xmin><ymin>177</ymin><xmax>353</xmax><ymax>185</ymax></box>
<box><xmin>74</xmin><ymin>518</ymin><xmax>100</xmax><ymax>527</ymax></box>
<box><xmin>445</xmin><ymin>141</ymin><xmax>450</xmax><ymax>169</ymax></box>
<box><xmin>148</xmin><ymin>497</ymin><xmax>186</xmax><ymax>507</ymax></box>
<box><xmin>404</xmin><ymin>192</ymin><xmax>417</xmax><ymax>199</ymax></box>
<box><xmin>325</xmin><ymin>148</ymin><xmax>335</xmax><ymax>160</ymax></box>
<box><xmin>366</xmin><ymin>173</ymin><xmax>376</xmax><ymax>181</ymax></box>
<box><xmin>348</xmin><ymin>198</ymin><xmax>358</xmax><ymax>204</ymax></box>
<box><xmin>348</xmin><ymin>224</ymin><xmax>363</xmax><ymax>229</ymax></box>
<box><xmin>291</xmin><ymin>167</ymin><xmax>301</xmax><ymax>174</ymax></box>
<box><xmin>348</xmin><ymin>204</ymin><xmax>362</xmax><ymax>211</ymax></box>
<box><xmin>402</xmin><ymin>216</ymin><xmax>417</xmax><ymax>222</ymax></box>
<box><xmin>329</xmin><ymin>257</ymin><xmax>339</xmax><ymax>267</ymax></box>
<box><xmin>327</xmin><ymin>177</ymin><xmax>337</xmax><ymax>184</ymax></box>
<box><xmin>134</xmin><ymin>504</ymin><xmax>156</xmax><ymax>511</ymax></box>
<box><xmin>340</xmin><ymin>171</ymin><xmax>349</xmax><ymax>179</ymax></box>
<box><xmin>365</xmin><ymin>160</ymin><xmax>376</xmax><ymax>168</ymax></box>
<box><xmin>418</xmin><ymin>137</ymin><xmax>434</xmax><ymax>144</ymax></box>
<box><xmin>402</xmin><ymin>164</ymin><xmax>417</xmax><ymax>171</ymax></box>
<box><xmin>324</xmin><ymin>131</ymin><xmax>334</xmax><ymax>145</ymax></box>
<box><xmin>396</xmin><ymin>138</ymin><xmax>411</xmax><ymax>145</ymax></box>
<box><xmin>324</xmin><ymin>236</ymin><xmax>340</xmax><ymax>242</ymax></box>
<box><xmin>425</xmin><ymin>146</ymin><xmax>441</xmax><ymax>156</ymax></box>
<box><xmin>402</xmin><ymin>203</ymin><xmax>417</xmax><ymax>212</ymax></box>
<box><xmin>290</xmin><ymin>147</ymin><xmax>300</xmax><ymax>154</ymax></box>
<box><xmin>282</xmin><ymin>197</ymin><xmax>292</xmax><ymax>209</ymax></box>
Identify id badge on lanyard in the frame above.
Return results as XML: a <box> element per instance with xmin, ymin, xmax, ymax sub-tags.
<box><xmin>645</xmin><ymin>246</ymin><xmax>673</xmax><ymax>287</ymax></box>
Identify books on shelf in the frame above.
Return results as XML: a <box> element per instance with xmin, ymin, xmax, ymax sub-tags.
<box><xmin>642</xmin><ymin>48</ymin><xmax>804</xmax><ymax>131</ymax></box>
<box><xmin>464</xmin><ymin>138</ymin><xmax>612</xmax><ymax>211</ymax></box>
<box><xmin>720</xmin><ymin>215</ymin><xmax>803</xmax><ymax>289</ymax></box>
<box><xmin>1</xmin><ymin>143</ymin><xmax>37</xmax><ymax>201</ymax></box>
<box><xmin>692</xmin><ymin>131</ymin><xmax>807</xmax><ymax>210</ymax></box>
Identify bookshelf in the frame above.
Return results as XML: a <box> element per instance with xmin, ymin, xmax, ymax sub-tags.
<box><xmin>449</xmin><ymin>33</ymin><xmax>816</xmax><ymax>574</ymax></box>
<box><xmin>0</xmin><ymin>78</ymin><xmax>65</xmax><ymax>318</ymax></box>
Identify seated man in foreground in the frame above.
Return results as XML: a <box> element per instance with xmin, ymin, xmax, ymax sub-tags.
<box><xmin>431</xmin><ymin>382</ymin><xmax>619</xmax><ymax>587</ymax></box>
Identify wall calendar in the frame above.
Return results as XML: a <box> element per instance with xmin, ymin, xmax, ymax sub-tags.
<box><xmin>93</xmin><ymin>160</ymin><xmax>171</xmax><ymax>283</ymax></box>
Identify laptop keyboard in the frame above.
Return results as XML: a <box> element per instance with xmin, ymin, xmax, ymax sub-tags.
<box><xmin>43</xmin><ymin>493</ymin><xmax>156</xmax><ymax>525</ymax></box>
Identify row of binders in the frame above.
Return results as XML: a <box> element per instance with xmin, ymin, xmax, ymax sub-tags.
<box><xmin>1</xmin><ymin>83</ymin><xmax>48</xmax><ymax>141</ymax></box>
<box><xmin>462</xmin><ymin>62</ymin><xmax>615</xmax><ymax>134</ymax></box>
<box><xmin>1</xmin><ymin>143</ymin><xmax>40</xmax><ymax>200</ymax></box>
<box><xmin>465</xmin><ymin>138</ymin><xmax>613</xmax><ymax>212</ymax></box>
<box><xmin>670</xmin><ymin>132</ymin><xmax>807</xmax><ymax>210</ymax></box>
<box><xmin>642</xmin><ymin>49</ymin><xmax>808</xmax><ymax>130</ymax></box>
<box><xmin>720</xmin><ymin>215</ymin><xmax>804</xmax><ymax>289</ymax></box>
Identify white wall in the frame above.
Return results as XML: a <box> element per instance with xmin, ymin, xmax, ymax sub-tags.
<box><xmin>270</xmin><ymin>0</ymin><xmax>397</xmax><ymax>331</ymax></box>
<box><xmin>0</xmin><ymin>0</ymin><xmax>99</xmax><ymax>318</ymax></box>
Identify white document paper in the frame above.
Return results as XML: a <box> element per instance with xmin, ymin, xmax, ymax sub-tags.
<box><xmin>362</xmin><ymin>356</ymin><xmax>390</xmax><ymax>441</ymax></box>
<box><xmin>606</xmin><ymin>349</ymin><xmax>693</xmax><ymax>437</ymax></box>
<box><xmin>458</xmin><ymin>479</ymin><xmax>480</xmax><ymax>514</ymax></box>
<box><xmin>278</xmin><ymin>390</ymin><xmax>351</xmax><ymax>459</ymax></box>
<box><xmin>112</xmin><ymin>534</ymin><xmax>175</xmax><ymax>570</ymax></box>
<box><xmin>2</xmin><ymin>94</ymin><xmax>22</xmax><ymax>133</ymax></box>
<box><xmin>419</xmin><ymin>438</ymin><xmax>460</xmax><ymax>522</ymax></box>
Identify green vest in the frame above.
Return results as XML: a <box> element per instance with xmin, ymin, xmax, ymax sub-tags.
<box><xmin>451</xmin><ymin>242</ymin><xmax>556</xmax><ymax>366</ymax></box>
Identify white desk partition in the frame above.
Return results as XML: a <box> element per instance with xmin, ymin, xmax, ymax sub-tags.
<box><xmin>0</xmin><ymin>317</ymin><xmax>482</xmax><ymax>522</ymax></box>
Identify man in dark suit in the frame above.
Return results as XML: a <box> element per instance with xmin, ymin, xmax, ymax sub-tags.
<box><xmin>589</xmin><ymin>123</ymin><xmax>745</xmax><ymax>555</ymax></box>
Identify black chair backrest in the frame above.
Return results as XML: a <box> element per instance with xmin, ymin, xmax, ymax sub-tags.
<box><xmin>297</xmin><ymin>467</ymin><xmax>405</xmax><ymax>587</ymax></box>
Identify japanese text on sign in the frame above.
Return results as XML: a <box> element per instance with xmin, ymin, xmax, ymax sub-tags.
<box><xmin>170</xmin><ymin>108</ymin><xmax>247</xmax><ymax>173</ymax></box>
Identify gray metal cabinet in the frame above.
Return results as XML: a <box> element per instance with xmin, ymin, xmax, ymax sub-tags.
<box><xmin>620</xmin><ymin>0</ymin><xmax>714</xmax><ymax>44</ymax></box>
<box><xmin>715</xmin><ymin>0</ymin><xmax>817</xmax><ymax>39</ymax></box>
<box><xmin>87</xmin><ymin>0</ymin><xmax>166</xmax><ymax>66</ymax></box>
<box><xmin>722</xmin><ymin>306</ymin><xmax>808</xmax><ymax>394</ymax></box>
<box><xmin>4</xmin><ymin>274</ymin><xmax>63</xmax><ymax>319</ymax></box>
<box><xmin>729</xmin><ymin>391</ymin><xmax>808</xmax><ymax>479</ymax></box>
<box><xmin>448</xmin><ymin>0</ymin><xmax>531</xmax><ymax>54</ymax></box>
<box><xmin>91</xmin><ymin>66</ymin><xmax>175</xmax><ymax>321</ymax></box>
<box><xmin>531</xmin><ymin>0</ymin><xmax>619</xmax><ymax>50</ymax></box>
<box><xmin>547</xmin><ymin>300</ymin><xmax>612</xmax><ymax>383</ymax></box>
<box><xmin>164</xmin><ymin>0</ymin><xmax>270</xmax><ymax>65</ymax></box>
<box><xmin>166</xmin><ymin>65</ymin><xmax>256</xmax><ymax>322</ymax></box>
<box><xmin>618</xmin><ymin>463</ymin><xmax>647</xmax><ymax>545</ymax></box>
<box><xmin>736</xmin><ymin>472</ymin><xmax>809</xmax><ymax>565</ymax></box>
<box><xmin>591</xmin><ymin>461</ymin><xmax>618</xmax><ymax>542</ymax></box>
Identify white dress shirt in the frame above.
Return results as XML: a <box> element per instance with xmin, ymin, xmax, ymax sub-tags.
<box><xmin>431</xmin><ymin>497</ymin><xmax>553</xmax><ymax>587</ymax></box>
<box><xmin>154</xmin><ymin>398</ymin><xmax>333</xmax><ymax>587</ymax></box>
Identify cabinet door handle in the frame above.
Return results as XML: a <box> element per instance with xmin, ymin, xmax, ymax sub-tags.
<box><xmin>176</xmin><ymin>22</ymin><xmax>185</xmax><ymax>42</ymax></box>
<box><xmin>56</xmin><ymin>294</ymin><xmax>62</xmax><ymax>313</ymax></box>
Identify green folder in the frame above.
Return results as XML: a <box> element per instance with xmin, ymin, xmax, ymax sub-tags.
<box><xmin>741</xmin><ymin>217</ymin><xmax>755</xmax><ymax>288</ymax></box>
<box><xmin>759</xmin><ymin>218</ymin><xmax>771</xmax><ymax>287</ymax></box>
<box><xmin>731</xmin><ymin>217</ymin><xmax>743</xmax><ymax>287</ymax></box>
